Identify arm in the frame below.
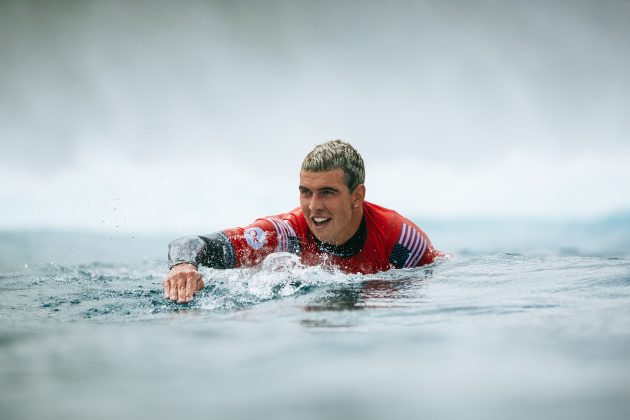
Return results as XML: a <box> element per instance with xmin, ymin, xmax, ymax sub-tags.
<box><xmin>164</xmin><ymin>232</ymin><xmax>236</xmax><ymax>303</ymax></box>
<box><xmin>388</xmin><ymin>219</ymin><xmax>443</xmax><ymax>269</ymax></box>
<box><xmin>168</xmin><ymin>233</ymin><xmax>236</xmax><ymax>270</ymax></box>
<box><xmin>163</xmin><ymin>232</ymin><xmax>236</xmax><ymax>303</ymax></box>
<box><xmin>164</xmin><ymin>216</ymin><xmax>299</xmax><ymax>302</ymax></box>
<box><xmin>415</xmin><ymin>241</ymin><xmax>444</xmax><ymax>266</ymax></box>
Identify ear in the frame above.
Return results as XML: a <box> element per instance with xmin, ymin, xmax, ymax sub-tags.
<box><xmin>352</xmin><ymin>184</ymin><xmax>366</xmax><ymax>206</ymax></box>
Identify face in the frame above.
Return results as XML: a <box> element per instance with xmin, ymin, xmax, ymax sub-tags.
<box><xmin>299</xmin><ymin>169</ymin><xmax>365</xmax><ymax>245</ymax></box>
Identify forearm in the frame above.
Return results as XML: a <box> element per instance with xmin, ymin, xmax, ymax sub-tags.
<box><xmin>168</xmin><ymin>233</ymin><xmax>236</xmax><ymax>269</ymax></box>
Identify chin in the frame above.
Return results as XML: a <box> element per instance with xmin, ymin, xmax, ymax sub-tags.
<box><xmin>318</xmin><ymin>236</ymin><xmax>333</xmax><ymax>244</ymax></box>
<box><xmin>310</xmin><ymin>227</ymin><xmax>333</xmax><ymax>244</ymax></box>
<box><xmin>317</xmin><ymin>232</ymin><xmax>339</xmax><ymax>244</ymax></box>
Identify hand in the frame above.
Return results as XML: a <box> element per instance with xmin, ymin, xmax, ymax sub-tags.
<box><xmin>163</xmin><ymin>263</ymin><xmax>205</xmax><ymax>303</ymax></box>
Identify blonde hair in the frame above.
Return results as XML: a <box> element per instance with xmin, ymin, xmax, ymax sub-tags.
<box><xmin>301</xmin><ymin>140</ymin><xmax>365</xmax><ymax>191</ymax></box>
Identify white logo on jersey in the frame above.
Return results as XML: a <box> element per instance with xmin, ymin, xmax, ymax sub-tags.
<box><xmin>244</xmin><ymin>227</ymin><xmax>267</xmax><ymax>250</ymax></box>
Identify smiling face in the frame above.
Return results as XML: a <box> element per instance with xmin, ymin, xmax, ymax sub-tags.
<box><xmin>299</xmin><ymin>169</ymin><xmax>365</xmax><ymax>245</ymax></box>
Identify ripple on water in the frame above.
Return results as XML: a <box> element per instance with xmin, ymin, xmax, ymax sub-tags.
<box><xmin>1</xmin><ymin>253</ymin><xmax>628</xmax><ymax>327</ymax></box>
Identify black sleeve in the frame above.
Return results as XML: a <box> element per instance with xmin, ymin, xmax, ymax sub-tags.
<box><xmin>168</xmin><ymin>233</ymin><xmax>236</xmax><ymax>270</ymax></box>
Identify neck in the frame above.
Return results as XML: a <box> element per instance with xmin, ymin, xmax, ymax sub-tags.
<box><xmin>334</xmin><ymin>206</ymin><xmax>364</xmax><ymax>245</ymax></box>
<box><xmin>314</xmin><ymin>215</ymin><xmax>367</xmax><ymax>258</ymax></box>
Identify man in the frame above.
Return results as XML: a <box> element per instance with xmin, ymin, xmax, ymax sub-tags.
<box><xmin>164</xmin><ymin>140</ymin><xmax>441</xmax><ymax>303</ymax></box>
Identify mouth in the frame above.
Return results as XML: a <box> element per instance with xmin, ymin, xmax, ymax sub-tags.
<box><xmin>311</xmin><ymin>217</ymin><xmax>332</xmax><ymax>227</ymax></box>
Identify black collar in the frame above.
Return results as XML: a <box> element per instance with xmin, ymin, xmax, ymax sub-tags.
<box><xmin>313</xmin><ymin>217</ymin><xmax>366</xmax><ymax>258</ymax></box>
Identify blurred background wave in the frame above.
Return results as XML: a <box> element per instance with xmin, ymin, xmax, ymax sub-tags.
<box><xmin>1</xmin><ymin>0</ymin><xmax>629</xmax><ymax>243</ymax></box>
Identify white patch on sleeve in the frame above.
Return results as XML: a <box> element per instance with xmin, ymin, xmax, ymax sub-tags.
<box><xmin>265</xmin><ymin>218</ymin><xmax>297</xmax><ymax>252</ymax></box>
<box><xmin>244</xmin><ymin>227</ymin><xmax>267</xmax><ymax>250</ymax></box>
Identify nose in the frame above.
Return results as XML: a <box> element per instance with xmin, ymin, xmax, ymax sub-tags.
<box><xmin>309</xmin><ymin>193</ymin><xmax>323</xmax><ymax>213</ymax></box>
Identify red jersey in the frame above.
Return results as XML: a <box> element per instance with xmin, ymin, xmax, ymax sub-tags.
<box><xmin>207</xmin><ymin>201</ymin><xmax>440</xmax><ymax>274</ymax></box>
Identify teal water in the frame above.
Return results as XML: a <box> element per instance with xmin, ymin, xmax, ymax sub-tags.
<box><xmin>1</xmin><ymin>220</ymin><xmax>630</xmax><ymax>420</ymax></box>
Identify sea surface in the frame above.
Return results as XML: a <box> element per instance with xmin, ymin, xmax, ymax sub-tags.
<box><xmin>1</xmin><ymin>219</ymin><xmax>630</xmax><ymax>420</ymax></box>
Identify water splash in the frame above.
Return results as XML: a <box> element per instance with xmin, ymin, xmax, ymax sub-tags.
<box><xmin>198</xmin><ymin>253</ymin><xmax>358</xmax><ymax>311</ymax></box>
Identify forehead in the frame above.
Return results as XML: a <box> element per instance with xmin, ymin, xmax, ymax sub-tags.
<box><xmin>299</xmin><ymin>169</ymin><xmax>346</xmax><ymax>189</ymax></box>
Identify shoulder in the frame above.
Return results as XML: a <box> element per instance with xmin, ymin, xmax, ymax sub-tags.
<box><xmin>255</xmin><ymin>207</ymin><xmax>307</xmax><ymax>235</ymax></box>
<box><xmin>364</xmin><ymin>201</ymin><xmax>433</xmax><ymax>268</ymax></box>
<box><xmin>363</xmin><ymin>201</ymin><xmax>406</xmax><ymax>232</ymax></box>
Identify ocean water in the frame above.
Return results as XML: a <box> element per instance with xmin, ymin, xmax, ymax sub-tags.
<box><xmin>1</xmin><ymin>220</ymin><xmax>630</xmax><ymax>420</ymax></box>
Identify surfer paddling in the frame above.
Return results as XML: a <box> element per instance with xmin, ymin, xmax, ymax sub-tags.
<box><xmin>164</xmin><ymin>140</ymin><xmax>442</xmax><ymax>302</ymax></box>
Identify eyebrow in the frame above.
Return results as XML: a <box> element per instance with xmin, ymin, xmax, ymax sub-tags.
<box><xmin>299</xmin><ymin>185</ymin><xmax>340</xmax><ymax>193</ymax></box>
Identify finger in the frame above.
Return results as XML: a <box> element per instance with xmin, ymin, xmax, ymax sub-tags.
<box><xmin>185</xmin><ymin>273</ymin><xmax>196</xmax><ymax>302</ymax></box>
<box><xmin>177</xmin><ymin>275</ymin><xmax>187</xmax><ymax>303</ymax></box>
<box><xmin>170</xmin><ymin>275</ymin><xmax>181</xmax><ymax>301</ymax></box>
<box><xmin>163</xmin><ymin>278</ymin><xmax>170</xmax><ymax>299</ymax></box>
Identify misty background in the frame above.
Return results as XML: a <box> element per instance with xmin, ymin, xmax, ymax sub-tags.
<box><xmin>1</xmin><ymin>0</ymin><xmax>629</xmax><ymax>241</ymax></box>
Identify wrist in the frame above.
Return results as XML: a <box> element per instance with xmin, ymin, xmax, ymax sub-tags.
<box><xmin>171</xmin><ymin>262</ymin><xmax>198</xmax><ymax>272</ymax></box>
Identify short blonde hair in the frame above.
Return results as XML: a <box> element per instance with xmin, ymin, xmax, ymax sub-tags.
<box><xmin>301</xmin><ymin>140</ymin><xmax>365</xmax><ymax>191</ymax></box>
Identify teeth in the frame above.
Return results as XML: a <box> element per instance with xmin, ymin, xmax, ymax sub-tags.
<box><xmin>313</xmin><ymin>217</ymin><xmax>329</xmax><ymax>223</ymax></box>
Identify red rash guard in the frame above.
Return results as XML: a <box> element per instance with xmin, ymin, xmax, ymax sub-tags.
<box><xmin>168</xmin><ymin>201</ymin><xmax>441</xmax><ymax>274</ymax></box>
